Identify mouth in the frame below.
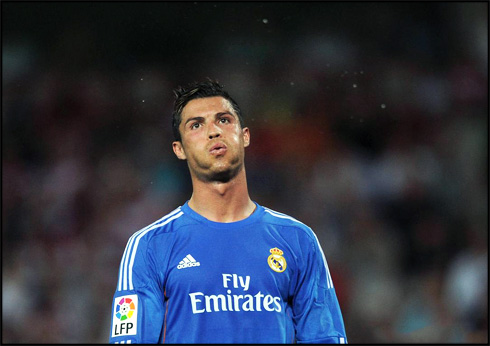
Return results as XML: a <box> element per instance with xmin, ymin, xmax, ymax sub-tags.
<box><xmin>209</xmin><ymin>143</ymin><xmax>227</xmax><ymax>156</ymax></box>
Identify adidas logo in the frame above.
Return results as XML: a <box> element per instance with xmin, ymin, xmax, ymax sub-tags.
<box><xmin>177</xmin><ymin>254</ymin><xmax>201</xmax><ymax>269</ymax></box>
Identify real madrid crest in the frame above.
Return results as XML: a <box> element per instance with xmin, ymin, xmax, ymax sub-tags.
<box><xmin>268</xmin><ymin>247</ymin><xmax>287</xmax><ymax>273</ymax></box>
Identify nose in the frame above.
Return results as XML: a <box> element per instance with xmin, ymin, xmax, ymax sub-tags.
<box><xmin>208</xmin><ymin>123</ymin><xmax>221</xmax><ymax>139</ymax></box>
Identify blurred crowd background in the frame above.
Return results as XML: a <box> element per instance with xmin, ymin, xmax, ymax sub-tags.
<box><xmin>2</xmin><ymin>2</ymin><xmax>488</xmax><ymax>343</ymax></box>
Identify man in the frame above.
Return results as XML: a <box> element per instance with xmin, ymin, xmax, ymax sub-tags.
<box><xmin>109</xmin><ymin>80</ymin><xmax>347</xmax><ymax>343</ymax></box>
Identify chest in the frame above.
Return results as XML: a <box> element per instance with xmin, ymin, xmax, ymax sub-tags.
<box><xmin>163</xmin><ymin>225</ymin><xmax>296</xmax><ymax>302</ymax></box>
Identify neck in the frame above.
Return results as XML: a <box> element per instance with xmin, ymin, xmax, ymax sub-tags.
<box><xmin>188</xmin><ymin>168</ymin><xmax>255</xmax><ymax>223</ymax></box>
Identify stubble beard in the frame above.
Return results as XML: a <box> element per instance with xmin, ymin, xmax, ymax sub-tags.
<box><xmin>192</xmin><ymin>155</ymin><xmax>243</xmax><ymax>183</ymax></box>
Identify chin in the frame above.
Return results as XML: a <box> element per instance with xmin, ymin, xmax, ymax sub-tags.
<box><xmin>210</xmin><ymin>171</ymin><xmax>233</xmax><ymax>183</ymax></box>
<box><xmin>209</xmin><ymin>163</ymin><xmax>242</xmax><ymax>183</ymax></box>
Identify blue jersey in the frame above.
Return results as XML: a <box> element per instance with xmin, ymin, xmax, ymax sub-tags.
<box><xmin>109</xmin><ymin>201</ymin><xmax>347</xmax><ymax>343</ymax></box>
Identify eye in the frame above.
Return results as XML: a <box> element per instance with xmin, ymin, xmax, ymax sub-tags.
<box><xmin>219</xmin><ymin>117</ymin><xmax>230</xmax><ymax>124</ymax></box>
<box><xmin>190</xmin><ymin>122</ymin><xmax>201</xmax><ymax>130</ymax></box>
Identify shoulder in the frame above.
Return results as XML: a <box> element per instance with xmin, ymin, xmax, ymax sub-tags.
<box><xmin>126</xmin><ymin>206</ymin><xmax>188</xmax><ymax>245</ymax></box>
<box><xmin>116</xmin><ymin>206</ymin><xmax>188</xmax><ymax>291</ymax></box>
<box><xmin>261</xmin><ymin>206</ymin><xmax>309</xmax><ymax>229</ymax></box>
<box><xmin>261</xmin><ymin>206</ymin><xmax>317</xmax><ymax>242</ymax></box>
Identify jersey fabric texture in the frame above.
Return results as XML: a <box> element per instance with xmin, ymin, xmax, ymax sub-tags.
<box><xmin>109</xmin><ymin>201</ymin><xmax>347</xmax><ymax>344</ymax></box>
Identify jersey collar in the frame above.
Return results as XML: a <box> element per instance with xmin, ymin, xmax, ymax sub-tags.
<box><xmin>181</xmin><ymin>200</ymin><xmax>263</xmax><ymax>229</ymax></box>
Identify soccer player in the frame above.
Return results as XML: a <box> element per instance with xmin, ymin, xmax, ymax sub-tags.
<box><xmin>109</xmin><ymin>80</ymin><xmax>348</xmax><ymax>343</ymax></box>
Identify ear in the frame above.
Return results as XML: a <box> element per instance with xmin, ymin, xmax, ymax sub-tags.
<box><xmin>172</xmin><ymin>141</ymin><xmax>187</xmax><ymax>160</ymax></box>
<box><xmin>242</xmin><ymin>127</ymin><xmax>250</xmax><ymax>148</ymax></box>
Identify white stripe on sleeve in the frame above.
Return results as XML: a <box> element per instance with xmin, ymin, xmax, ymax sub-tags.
<box><xmin>128</xmin><ymin>211</ymin><xmax>183</xmax><ymax>290</ymax></box>
<box><xmin>264</xmin><ymin>208</ymin><xmax>334</xmax><ymax>289</ymax></box>
<box><xmin>117</xmin><ymin>208</ymin><xmax>182</xmax><ymax>291</ymax></box>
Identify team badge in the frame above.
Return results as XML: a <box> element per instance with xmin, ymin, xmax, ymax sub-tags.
<box><xmin>267</xmin><ymin>247</ymin><xmax>287</xmax><ymax>273</ymax></box>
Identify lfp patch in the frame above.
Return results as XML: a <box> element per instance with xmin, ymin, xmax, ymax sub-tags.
<box><xmin>112</xmin><ymin>295</ymin><xmax>138</xmax><ymax>337</ymax></box>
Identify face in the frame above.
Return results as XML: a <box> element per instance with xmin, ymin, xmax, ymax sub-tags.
<box><xmin>172</xmin><ymin>96</ymin><xmax>250</xmax><ymax>182</ymax></box>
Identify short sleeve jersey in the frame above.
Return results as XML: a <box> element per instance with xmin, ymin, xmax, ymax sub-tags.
<box><xmin>109</xmin><ymin>201</ymin><xmax>347</xmax><ymax>343</ymax></box>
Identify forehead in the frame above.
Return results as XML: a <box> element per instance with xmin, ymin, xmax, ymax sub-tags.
<box><xmin>181</xmin><ymin>96</ymin><xmax>235</xmax><ymax>120</ymax></box>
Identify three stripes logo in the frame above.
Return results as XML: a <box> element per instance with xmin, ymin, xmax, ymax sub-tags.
<box><xmin>177</xmin><ymin>254</ymin><xmax>201</xmax><ymax>269</ymax></box>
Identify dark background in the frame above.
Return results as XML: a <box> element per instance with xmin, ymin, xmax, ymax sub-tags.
<box><xmin>2</xmin><ymin>1</ymin><xmax>488</xmax><ymax>343</ymax></box>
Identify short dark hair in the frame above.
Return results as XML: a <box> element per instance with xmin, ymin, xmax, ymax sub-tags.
<box><xmin>171</xmin><ymin>79</ymin><xmax>245</xmax><ymax>141</ymax></box>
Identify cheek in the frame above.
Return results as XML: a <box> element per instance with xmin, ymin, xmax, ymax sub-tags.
<box><xmin>183</xmin><ymin>131</ymin><xmax>205</xmax><ymax>148</ymax></box>
<box><xmin>230</xmin><ymin>126</ymin><xmax>244</xmax><ymax>143</ymax></box>
<box><xmin>230</xmin><ymin>133</ymin><xmax>243</xmax><ymax>148</ymax></box>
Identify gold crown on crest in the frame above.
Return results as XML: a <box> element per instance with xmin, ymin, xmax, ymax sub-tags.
<box><xmin>269</xmin><ymin>247</ymin><xmax>283</xmax><ymax>256</ymax></box>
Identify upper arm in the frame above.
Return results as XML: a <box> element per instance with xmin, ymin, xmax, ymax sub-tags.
<box><xmin>292</xmin><ymin>229</ymin><xmax>347</xmax><ymax>343</ymax></box>
<box><xmin>109</xmin><ymin>233</ymin><xmax>168</xmax><ymax>344</ymax></box>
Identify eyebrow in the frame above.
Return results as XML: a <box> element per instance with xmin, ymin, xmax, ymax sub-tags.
<box><xmin>183</xmin><ymin>112</ymin><xmax>234</xmax><ymax>126</ymax></box>
<box><xmin>216</xmin><ymin>111</ymin><xmax>233</xmax><ymax>117</ymax></box>
<box><xmin>184</xmin><ymin>116</ymin><xmax>204</xmax><ymax>126</ymax></box>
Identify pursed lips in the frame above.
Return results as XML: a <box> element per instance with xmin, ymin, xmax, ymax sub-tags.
<box><xmin>209</xmin><ymin>142</ymin><xmax>227</xmax><ymax>155</ymax></box>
